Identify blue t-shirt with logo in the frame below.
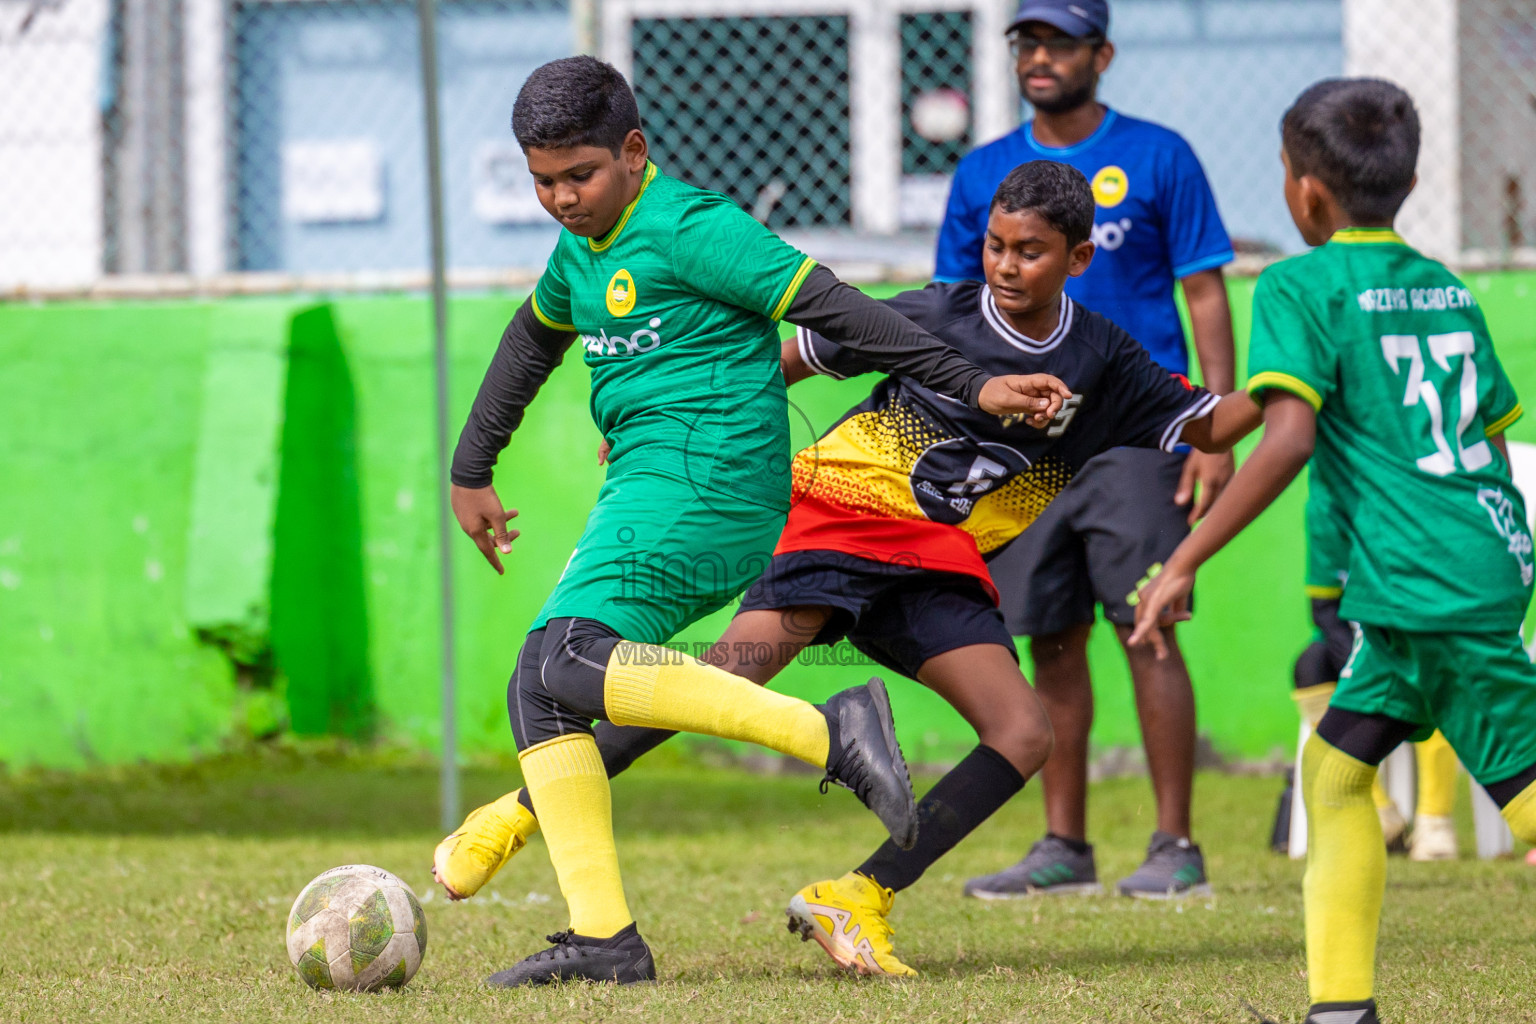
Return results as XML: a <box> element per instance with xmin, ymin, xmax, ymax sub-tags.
<box><xmin>934</xmin><ymin>109</ymin><xmax>1232</xmax><ymax>375</ymax></box>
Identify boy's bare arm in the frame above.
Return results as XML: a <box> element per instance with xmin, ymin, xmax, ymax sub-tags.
<box><xmin>780</xmin><ymin>336</ymin><xmax>816</xmax><ymax>386</ymax></box>
<box><xmin>1178</xmin><ymin>389</ymin><xmax>1264</xmax><ymax>453</ymax></box>
<box><xmin>1131</xmin><ymin>392</ymin><xmax>1316</xmax><ymax>656</ymax></box>
<box><xmin>1177</xmin><ymin>268</ymin><xmax>1238</xmax><ymax>522</ymax></box>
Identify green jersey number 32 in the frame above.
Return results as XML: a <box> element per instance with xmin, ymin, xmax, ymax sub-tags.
<box><xmin>1380</xmin><ymin>331</ymin><xmax>1493</xmax><ymax>476</ymax></box>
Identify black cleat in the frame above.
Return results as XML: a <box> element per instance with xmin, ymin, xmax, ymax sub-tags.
<box><xmin>485</xmin><ymin>923</ymin><xmax>656</xmax><ymax>987</ymax></box>
<box><xmin>1305</xmin><ymin>1001</ymin><xmax>1379</xmax><ymax>1024</ymax></box>
<box><xmin>820</xmin><ymin>678</ymin><xmax>918</xmax><ymax>849</ymax></box>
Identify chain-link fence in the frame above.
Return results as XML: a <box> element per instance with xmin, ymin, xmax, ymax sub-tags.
<box><xmin>2</xmin><ymin>0</ymin><xmax>1534</xmax><ymax>294</ymax></box>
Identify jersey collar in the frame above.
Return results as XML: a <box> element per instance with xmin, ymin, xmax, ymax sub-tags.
<box><xmin>1024</xmin><ymin>108</ymin><xmax>1118</xmax><ymax>159</ymax></box>
<box><xmin>981</xmin><ymin>289</ymin><xmax>1072</xmax><ymax>354</ymax></box>
<box><xmin>1330</xmin><ymin>227</ymin><xmax>1407</xmax><ymax>246</ymax></box>
<box><xmin>588</xmin><ymin>161</ymin><xmax>658</xmax><ymax>252</ymax></box>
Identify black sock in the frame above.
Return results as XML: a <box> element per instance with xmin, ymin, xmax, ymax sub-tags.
<box><xmin>856</xmin><ymin>745</ymin><xmax>1025</xmax><ymax>893</ymax></box>
<box><xmin>817</xmin><ymin>702</ymin><xmax>841</xmax><ymax>771</ymax></box>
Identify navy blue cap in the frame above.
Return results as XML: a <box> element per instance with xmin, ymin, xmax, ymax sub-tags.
<box><xmin>1006</xmin><ymin>0</ymin><xmax>1109</xmax><ymax>38</ymax></box>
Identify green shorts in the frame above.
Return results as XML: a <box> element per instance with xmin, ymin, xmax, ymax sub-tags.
<box><xmin>533</xmin><ymin>465</ymin><xmax>787</xmax><ymax>644</ymax></box>
<box><xmin>1336</xmin><ymin>624</ymin><xmax>1536</xmax><ymax>784</ymax></box>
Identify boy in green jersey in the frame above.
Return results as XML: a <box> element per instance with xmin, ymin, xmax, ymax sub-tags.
<box><xmin>448</xmin><ymin>56</ymin><xmax>1069</xmax><ymax>987</ymax></box>
<box><xmin>1131</xmin><ymin>78</ymin><xmax>1536</xmax><ymax>1024</ymax></box>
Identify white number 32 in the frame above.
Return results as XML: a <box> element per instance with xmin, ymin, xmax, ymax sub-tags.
<box><xmin>1380</xmin><ymin>331</ymin><xmax>1492</xmax><ymax>476</ymax></box>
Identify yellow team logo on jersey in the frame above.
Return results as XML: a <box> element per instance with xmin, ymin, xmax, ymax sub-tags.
<box><xmin>1091</xmin><ymin>165</ymin><xmax>1129</xmax><ymax>208</ymax></box>
<box><xmin>606</xmin><ymin>269</ymin><xmax>637</xmax><ymax>317</ymax></box>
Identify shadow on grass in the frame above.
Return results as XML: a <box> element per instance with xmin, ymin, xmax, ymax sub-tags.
<box><xmin>0</xmin><ymin>745</ymin><xmax>833</xmax><ymax>838</ymax></box>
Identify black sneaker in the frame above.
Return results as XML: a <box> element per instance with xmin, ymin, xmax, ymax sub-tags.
<box><xmin>1116</xmin><ymin>830</ymin><xmax>1212</xmax><ymax>899</ymax></box>
<box><xmin>963</xmin><ymin>835</ymin><xmax>1103</xmax><ymax>898</ymax></box>
<box><xmin>1305</xmin><ymin>1000</ymin><xmax>1379</xmax><ymax>1024</ymax></box>
<box><xmin>485</xmin><ymin>923</ymin><xmax>656</xmax><ymax>987</ymax></box>
<box><xmin>820</xmin><ymin>678</ymin><xmax>918</xmax><ymax>849</ymax></box>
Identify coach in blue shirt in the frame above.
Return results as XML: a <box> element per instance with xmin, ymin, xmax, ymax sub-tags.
<box><xmin>952</xmin><ymin>0</ymin><xmax>1237</xmax><ymax>901</ymax></box>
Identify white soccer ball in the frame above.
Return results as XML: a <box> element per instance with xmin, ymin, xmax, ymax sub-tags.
<box><xmin>910</xmin><ymin>88</ymin><xmax>970</xmax><ymax>143</ymax></box>
<box><xmin>286</xmin><ymin>864</ymin><xmax>427</xmax><ymax>991</ymax></box>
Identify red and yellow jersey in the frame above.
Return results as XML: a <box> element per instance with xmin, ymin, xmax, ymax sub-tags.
<box><xmin>779</xmin><ymin>282</ymin><xmax>1216</xmax><ymax>594</ymax></box>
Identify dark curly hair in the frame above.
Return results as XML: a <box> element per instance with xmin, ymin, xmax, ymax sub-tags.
<box><xmin>1282</xmin><ymin>78</ymin><xmax>1420</xmax><ymax>222</ymax></box>
<box><xmin>511</xmin><ymin>56</ymin><xmax>642</xmax><ymax>155</ymax></box>
<box><xmin>989</xmin><ymin>161</ymin><xmax>1095</xmax><ymax>247</ymax></box>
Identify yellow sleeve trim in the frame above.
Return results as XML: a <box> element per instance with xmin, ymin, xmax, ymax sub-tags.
<box><xmin>1305</xmin><ymin>584</ymin><xmax>1344</xmax><ymax>600</ymax></box>
<box><xmin>1485</xmin><ymin>404</ymin><xmax>1523</xmax><ymax>437</ymax></box>
<box><xmin>529</xmin><ymin>292</ymin><xmax>575</xmax><ymax>333</ymax></box>
<box><xmin>1247</xmin><ymin>371</ymin><xmax>1323</xmax><ymax>412</ymax></box>
<box><xmin>768</xmin><ymin>256</ymin><xmax>818</xmax><ymax>322</ymax></box>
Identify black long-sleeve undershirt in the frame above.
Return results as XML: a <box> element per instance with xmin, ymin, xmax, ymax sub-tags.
<box><xmin>451</xmin><ymin>301</ymin><xmax>573</xmax><ymax>488</ymax></box>
<box><xmin>781</xmin><ymin>266</ymin><xmax>989</xmax><ymax>406</ymax></box>
<box><xmin>450</xmin><ymin>264</ymin><xmax>991</xmax><ymax>488</ymax></box>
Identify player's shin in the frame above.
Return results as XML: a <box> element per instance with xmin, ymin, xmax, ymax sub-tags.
<box><xmin>604</xmin><ymin>642</ymin><xmax>829</xmax><ymax>766</ymax></box>
<box><xmin>1301</xmin><ymin>732</ymin><xmax>1385</xmax><ymax>1005</ymax></box>
<box><xmin>856</xmin><ymin>745</ymin><xmax>1025</xmax><ymax>891</ymax></box>
<box><xmin>517</xmin><ymin>733</ymin><xmax>633</xmax><ymax>939</ymax></box>
<box><xmin>1495</xmin><ymin>772</ymin><xmax>1536</xmax><ymax>844</ymax></box>
<box><xmin>1414</xmin><ymin>731</ymin><xmax>1458</xmax><ymax>818</ymax></box>
<box><xmin>510</xmin><ymin>722</ymin><xmax>678</xmax><ymax>820</ymax></box>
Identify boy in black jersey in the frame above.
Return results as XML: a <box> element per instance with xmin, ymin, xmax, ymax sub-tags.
<box><xmin>435</xmin><ymin>161</ymin><xmax>1261</xmax><ymax>975</ymax></box>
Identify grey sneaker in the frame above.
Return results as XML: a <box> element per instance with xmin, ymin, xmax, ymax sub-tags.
<box><xmin>1116</xmin><ymin>830</ymin><xmax>1212</xmax><ymax>899</ymax></box>
<box><xmin>963</xmin><ymin>835</ymin><xmax>1102</xmax><ymax>898</ymax></box>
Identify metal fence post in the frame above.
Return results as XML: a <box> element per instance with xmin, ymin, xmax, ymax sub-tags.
<box><xmin>416</xmin><ymin>0</ymin><xmax>459</xmax><ymax>834</ymax></box>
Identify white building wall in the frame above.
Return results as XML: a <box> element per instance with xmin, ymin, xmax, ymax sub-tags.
<box><xmin>0</xmin><ymin>0</ymin><xmax>109</xmax><ymax>288</ymax></box>
<box><xmin>1343</xmin><ymin>0</ymin><xmax>1461</xmax><ymax>261</ymax></box>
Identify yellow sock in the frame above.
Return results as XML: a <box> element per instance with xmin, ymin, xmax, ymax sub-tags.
<box><xmin>1414</xmin><ymin>731</ymin><xmax>1458</xmax><ymax>818</ymax></box>
<box><xmin>604</xmin><ymin>643</ymin><xmax>830</xmax><ymax>767</ymax></box>
<box><xmin>518</xmin><ymin>734</ymin><xmax>633</xmax><ymax>938</ymax></box>
<box><xmin>1302</xmin><ymin>732</ymin><xmax>1385</xmax><ymax>1005</ymax></box>
<box><xmin>1293</xmin><ymin>682</ymin><xmax>1336</xmax><ymax>728</ymax></box>
<box><xmin>1501</xmin><ymin>777</ymin><xmax>1536</xmax><ymax>844</ymax></box>
<box><xmin>1294</xmin><ymin>684</ymin><xmax>1396</xmax><ymax>816</ymax></box>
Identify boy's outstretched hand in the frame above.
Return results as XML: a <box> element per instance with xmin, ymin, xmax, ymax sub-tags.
<box><xmin>451</xmin><ymin>483</ymin><xmax>520</xmax><ymax>574</ymax></box>
<box><xmin>1127</xmin><ymin>559</ymin><xmax>1196</xmax><ymax>659</ymax></box>
<box><xmin>978</xmin><ymin>373</ymin><xmax>1074</xmax><ymax>428</ymax></box>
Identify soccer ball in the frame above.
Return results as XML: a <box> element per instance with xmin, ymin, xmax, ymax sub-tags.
<box><xmin>286</xmin><ymin>865</ymin><xmax>427</xmax><ymax>991</ymax></box>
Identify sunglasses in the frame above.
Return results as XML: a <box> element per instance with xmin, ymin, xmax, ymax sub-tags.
<box><xmin>1008</xmin><ymin>33</ymin><xmax>1103</xmax><ymax>57</ymax></box>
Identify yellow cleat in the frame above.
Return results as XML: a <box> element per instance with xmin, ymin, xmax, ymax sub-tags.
<box><xmin>785</xmin><ymin>872</ymin><xmax>915</xmax><ymax>977</ymax></box>
<box><xmin>431</xmin><ymin>789</ymin><xmax>540</xmax><ymax>900</ymax></box>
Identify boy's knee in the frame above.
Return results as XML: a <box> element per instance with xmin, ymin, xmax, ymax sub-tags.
<box><xmin>538</xmin><ymin>617</ymin><xmax>621</xmax><ymax>709</ymax></box>
<box><xmin>981</xmin><ymin>712</ymin><xmax>1054</xmax><ymax>778</ymax></box>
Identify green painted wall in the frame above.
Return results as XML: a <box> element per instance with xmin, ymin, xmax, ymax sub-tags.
<box><xmin>2</xmin><ymin>272</ymin><xmax>1532</xmax><ymax>770</ymax></box>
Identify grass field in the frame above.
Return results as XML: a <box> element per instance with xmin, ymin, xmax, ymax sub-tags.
<box><xmin>2</xmin><ymin>747</ymin><xmax>1532</xmax><ymax>1023</ymax></box>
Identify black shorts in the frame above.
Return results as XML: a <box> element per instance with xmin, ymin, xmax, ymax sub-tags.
<box><xmin>989</xmin><ymin>446</ymin><xmax>1191</xmax><ymax>636</ymax></box>
<box><xmin>736</xmin><ymin>550</ymin><xmax>1017</xmax><ymax>680</ymax></box>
